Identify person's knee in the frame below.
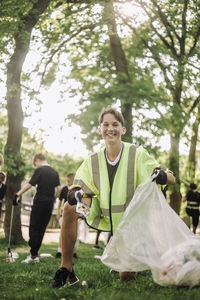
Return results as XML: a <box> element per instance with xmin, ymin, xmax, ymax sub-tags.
<box><xmin>119</xmin><ymin>271</ymin><xmax>138</xmax><ymax>281</ymax></box>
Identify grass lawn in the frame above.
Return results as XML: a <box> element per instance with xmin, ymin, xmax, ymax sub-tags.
<box><xmin>0</xmin><ymin>238</ymin><xmax>199</xmax><ymax>300</ymax></box>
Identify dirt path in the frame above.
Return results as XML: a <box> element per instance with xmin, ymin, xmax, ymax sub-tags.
<box><xmin>0</xmin><ymin>222</ymin><xmax>109</xmax><ymax>245</ymax></box>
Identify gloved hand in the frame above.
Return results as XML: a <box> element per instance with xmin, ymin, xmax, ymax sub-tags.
<box><xmin>13</xmin><ymin>194</ymin><xmax>20</xmax><ymax>206</ymax></box>
<box><xmin>152</xmin><ymin>168</ymin><xmax>167</xmax><ymax>185</ymax></box>
<box><xmin>67</xmin><ymin>186</ymin><xmax>84</xmax><ymax>206</ymax></box>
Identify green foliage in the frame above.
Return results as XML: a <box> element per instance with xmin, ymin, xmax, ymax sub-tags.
<box><xmin>0</xmin><ymin>0</ymin><xmax>36</xmax><ymax>55</ymax></box>
<box><xmin>1</xmin><ymin>0</ymin><xmax>199</xmax><ymax>185</ymax></box>
<box><xmin>180</xmin><ymin>152</ymin><xmax>200</xmax><ymax>188</ymax></box>
<box><xmin>20</xmin><ymin>131</ymin><xmax>83</xmax><ymax>183</ymax></box>
<box><xmin>4</xmin><ymin>146</ymin><xmax>25</xmax><ymax>178</ymax></box>
<box><xmin>0</xmin><ymin>112</ymin><xmax>7</xmax><ymax>160</ymax></box>
<box><xmin>60</xmin><ymin>0</ymin><xmax>200</xmax><ymax>172</ymax></box>
<box><xmin>0</xmin><ymin>119</ymin><xmax>82</xmax><ymax>183</ymax></box>
<box><xmin>41</xmin><ymin>62</ymin><xmax>57</xmax><ymax>86</ymax></box>
<box><xmin>47</xmin><ymin>153</ymin><xmax>82</xmax><ymax>183</ymax></box>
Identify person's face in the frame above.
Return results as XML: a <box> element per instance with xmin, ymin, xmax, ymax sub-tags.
<box><xmin>99</xmin><ymin>113</ymin><xmax>126</xmax><ymax>145</ymax></box>
<box><xmin>33</xmin><ymin>159</ymin><xmax>42</xmax><ymax>168</ymax></box>
<box><xmin>66</xmin><ymin>176</ymin><xmax>74</xmax><ymax>187</ymax></box>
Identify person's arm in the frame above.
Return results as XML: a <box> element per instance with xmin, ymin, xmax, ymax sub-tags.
<box><xmin>57</xmin><ymin>200</ymin><xmax>62</xmax><ymax>221</ymax></box>
<box><xmin>166</xmin><ymin>172</ymin><xmax>175</xmax><ymax>185</ymax></box>
<box><xmin>135</xmin><ymin>147</ymin><xmax>176</xmax><ymax>188</ymax></box>
<box><xmin>56</xmin><ymin>186</ymin><xmax>67</xmax><ymax>220</ymax></box>
<box><xmin>55</xmin><ymin>185</ymin><xmax>62</xmax><ymax>200</ymax></box>
<box><xmin>182</xmin><ymin>196</ymin><xmax>187</xmax><ymax>202</ymax></box>
<box><xmin>16</xmin><ymin>183</ymin><xmax>32</xmax><ymax>197</ymax></box>
<box><xmin>81</xmin><ymin>197</ymin><xmax>92</xmax><ymax>207</ymax></box>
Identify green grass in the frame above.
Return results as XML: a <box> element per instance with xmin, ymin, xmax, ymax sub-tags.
<box><xmin>0</xmin><ymin>238</ymin><xmax>199</xmax><ymax>300</ymax></box>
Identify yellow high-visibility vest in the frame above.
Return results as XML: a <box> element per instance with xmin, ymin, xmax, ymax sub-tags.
<box><xmin>74</xmin><ymin>142</ymin><xmax>158</xmax><ymax>232</ymax></box>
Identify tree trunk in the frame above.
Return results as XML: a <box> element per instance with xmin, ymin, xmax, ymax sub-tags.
<box><xmin>103</xmin><ymin>0</ymin><xmax>132</xmax><ymax>142</ymax></box>
<box><xmin>4</xmin><ymin>31</ymin><xmax>31</xmax><ymax>242</ymax></box>
<box><xmin>4</xmin><ymin>0</ymin><xmax>51</xmax><ymax>242</ymax></box>
<box><xmin>188</xmin><ymin>107</ymin><xmax>200</xmax><ymax>180</ymax></box>
<box><xmin>169</xmin><ymin>133</ymin><xmax>182</xmax><ymax>214</ymax></box>
<box><xmin>121</xmin><ymin>103</ymin><xmax>133</xmax><ymax>143</ymax></box>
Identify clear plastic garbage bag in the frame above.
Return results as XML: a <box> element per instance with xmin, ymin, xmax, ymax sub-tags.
<box><xmin>101</xmin><ymin>178</ymin><xmax>200</xmax><ymax>286</ymax></box>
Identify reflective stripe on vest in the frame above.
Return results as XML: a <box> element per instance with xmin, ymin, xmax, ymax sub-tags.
<box><xmin>187</xmin><ymin>205</ymin><xmax>199</xmax><ymax>210</ymax></box>
<box><xmin>187</xmin><ymin>201</ymin><xmax>199</xmax><ymax>205</ymax></box>
<box><xmin>187</xmin><ymin>200</ymin><xmax>199</xmax><ymax>210</ymax></box>
<box><xmin>73</xmin><ymin>178</ymin><xmax>94</xmax><ymax>196</ymax></box>
<box><xmin>91</xmin><ymin>153</ymin><xmax>100</xmax><ymax>191</ymax></box>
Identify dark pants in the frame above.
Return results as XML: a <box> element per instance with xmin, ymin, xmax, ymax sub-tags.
<box><xmin>186</xmin><ymin>208</ymin><xmax>199</xmax><ymax>227</ymax></box>
<box><xmin>29</xmin><ymin>200</ymin><xmax>54</xmax><ymax>256</ymax></box>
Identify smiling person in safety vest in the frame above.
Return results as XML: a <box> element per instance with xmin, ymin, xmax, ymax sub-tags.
<box><xmin>52</xmin><ymin>106</ymin><xmax>175</xmax><ymax>288</ymax></box>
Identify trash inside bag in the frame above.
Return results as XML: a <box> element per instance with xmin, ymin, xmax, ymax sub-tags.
<box><xmin>101</xmin><ymin>178</ymin><xmax>200</xmax><ymax>286</ymax></box>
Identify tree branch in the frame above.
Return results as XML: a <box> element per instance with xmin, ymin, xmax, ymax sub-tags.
<box><xmin>140</xmin><ymin>2</ymin><xmax>178</xmax><ymax>58</ymax></box>
<box><xmin>40</xmin><ymin>23</ymin><xmax>98</xmax><ymax>85</ymax></box>
<box><xmin>148</xmin><ymin>0</ymin><xmax>182</xmax><ymax>51</ymax></box>
<box><xmin>180</xmin><ymin>0</ymin><xmax>189</xmax><ymax>56</ymax></box>
<box><xmin>116</xmin><ymin>11</ymin><xmax>174</xmax><ymax>94</ymax></box>
<box><xmin>187</xmin><ymin>60</ymin><xmax>200</xmax><ymax>71</ymax></box>
<box><xmin>188</xmin><ymin>27</ymin><xmax>200</xmax><ymax>57</ymax></box>
<box><xmin>20</xmin><ymin>0</ymin><xmax>51</xmax><ymax>32</ymax></box>
<box><xmin>189</xmin><ymin>95</ymin><xmax>200</xmax><ymax>114</ymax></box>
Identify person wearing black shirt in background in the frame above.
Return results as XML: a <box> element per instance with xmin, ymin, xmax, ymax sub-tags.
<box><xmin>16</xmin><ymin>153</ymin><xmax>61</xmax><ymax>263</ymax></box>
<box><xmin>184</xmin><ymin>183</ymin><xmax>200</xmax><ymax>234</ymax></box>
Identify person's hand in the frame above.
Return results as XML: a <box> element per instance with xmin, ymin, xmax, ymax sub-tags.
<box><xmin>13</xmin><ymin>194</ymin><xmax>20</xmax><ymax>206</ymax></box>
<box><xmin>152</xmin><ymin>169</ymin><xmax>167</xmax><ymax>185</ymax></box>
<box><xmin>68</xmin><ymin>186</ymin><xmax>84</xmax><ymax>206</ymax></box>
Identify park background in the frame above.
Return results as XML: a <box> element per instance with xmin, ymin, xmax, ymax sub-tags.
<box><xmin>0</xmin><ymin>1</ymin><xmax>200</xmax><ymax>299</ymax></box>
<box><xmin>0</xmin><ymin>0</ymin><xmax>200</xmax><ymax>257</ymax></box>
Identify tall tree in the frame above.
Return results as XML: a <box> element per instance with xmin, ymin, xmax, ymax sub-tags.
<box><xmin>61</xmin><ymin>0</ymin><xmax>200</xmax><ymax>214</ymax></box>
<box><xmin>103</xmin><ymin>0</ymin><xmax>132</xmax><ymax>141</ymax></box>
<box><xmin>51</xmin><ymin>1</ymin><xmax>154</xmax><ymax>147</ymax></box>
<box><xmin>1</xmin><ymin>0</ymin><xmax>51</xmax><ymax>242</ymax></box>
<box><xmin>188</xmin><ymin>106</ymin><xmax>200</xmax><ymax>180</ymax></box>
<box><xmin>116</xmin><ymin>0</ymin><xmax>200</xmax><ymax>213</ymax></box>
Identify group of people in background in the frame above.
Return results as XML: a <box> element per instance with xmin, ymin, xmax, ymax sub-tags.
<box><xmin>0</xmin><ymin>152</ymin><xmax>104</xmax><ymax>263</ymax></box>
<box><xmin>15</xmin><ymin>153</ymin><xmax>61</xmax><ymax>263</ymax></box>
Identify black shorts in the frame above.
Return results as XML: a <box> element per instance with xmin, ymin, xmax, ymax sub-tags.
<box><xmin>186</xmin><ymin>208</ymin><xmax>199</xmax><ymax>227</ymax></box>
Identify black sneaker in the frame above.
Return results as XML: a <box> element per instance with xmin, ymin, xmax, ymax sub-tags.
<box><xmin>55</xmin><ymin>252</ymin><xmax>61</xmax><ymax>258</ymax></box>
<box><xmin>69</xmin><ymin>269</ymin><xmax>80</xmax><ymax>286</ymax></box>
<box><xmin>52</xmin><ymin>267</ymin><xmax>79</xmax><ymax>288</ymax></box>
<box><xmin>52</xmin><ymin>267</ymin><xmax>70</xmax><ymax>288</ymax></box>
